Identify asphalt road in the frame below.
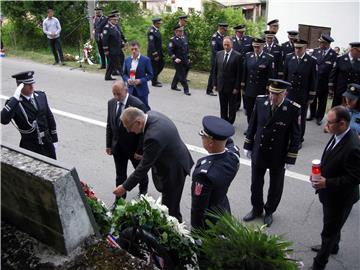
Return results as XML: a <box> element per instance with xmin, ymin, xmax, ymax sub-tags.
<box><xmin>1</xmin><ymin>57</ymin><xmax>359</xmax><ymax>270</ymax></box>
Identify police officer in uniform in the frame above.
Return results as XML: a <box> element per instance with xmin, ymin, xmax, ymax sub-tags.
<box><xmin>206</xmin><ymin>23</ymin><xmax>228</xmax><ymax>96</ymax></box>
<box><xmin>284</xmin><ymin>39</ymin><xmax>317</xmax><ymax>147</ymax></box>
<box><xmin>1</xmin><ymin>71</ymin><xmax>58</xmax><ymax>159</ymax></box>
<box><xmin>329</xmin><ymin>42</ymin><xmax>360</xmax><ymax>107</ymax></box>
<box><xmin>343</xmin><ymin>83</ymin><xmax>360</xmax><ymax>136</ymax></box>
<box><xmin>93</xmin><ymin>7</ymin><xmax>107</xmax><ymax>69</ymax></box>
<box><xmin>241</xmin><ymin>38</ymin><xmax>274</xmax><ymax>124</ymax></box>
<box><xmin>267</xmin><ymin>19</ymin><xmax>280</xmax><ymax>44</ymax></box>
<box><xmin>191</xmin><ymin>115</ymin><xmax>240</xmax><ymax>229</ymax></box>
<box><xmin>263</xmin><ymin>30</ymin><xmax>284</xmax><ymax>78</ymax></box>
<box><xmin>309</xmin><ymin>34</ymin><xmax>337</xmax><ymax>125</ymax></box>
<box><xmin>168</xmin><ymin>25</ymin><xmax>191</xmax><ymax>95</ymax></box>
<box><xmin>175</xmin><ymin>15</ymin><xmax>190</xmax><ymax>80</ymax></box>
<box><xmin>281</xmin><ymin>30</ymin><xmax>299</xmax><ymax>63</ymax></box>
<box><xmin>103</xmin><ymin>14</ymin><xmax>123</xmax><ymax>80</ymax></box>
<box><xmin>243</xmin><ymin>79</ymin><xmax>301</xmax><ymax>227</ymax></box>
<box><xmin>147</xmin><ymin>18</ymin><xmax>164</xmax><ymax>87</ymax></box>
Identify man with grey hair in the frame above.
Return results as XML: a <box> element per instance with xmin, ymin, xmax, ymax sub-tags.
<box><xmin>113</xmin><ymin>107</ymin><xmax>194</xmax><ymax>222</ymax></box>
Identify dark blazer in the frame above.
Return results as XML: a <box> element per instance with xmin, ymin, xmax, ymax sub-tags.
<box><xmin>106</xmin><ymin>94</ymin><xmax>148</xmax><ymax>156</ymax></box>
<box><xmin>263</xmin><ymin>43</ymin><xmax>283</xmax><ymax>78</ymax></box>
<box><xmin>122</xmin><ymin>111</ymin><xmax>194</xmax><ymax>192</ymax></box>
<box><xmin>213</xmin><ymin>50</ymin><xmax>242</xmax><ymax>93</ymax></box>
<box><xmin>281</xmin><ymin>41</ymin><xmax>294</xmax><ymax>62</ymax></box>
<box><xmin>123</xmin><ymin>55</ymin><xmax>153</xmax><ymax>97</ymax></box>
<box><xmin>244</xmin><ymin>96</ymin><xmax>301</xmax><ymax>168</ymax></box>
<box><xmin>102</xmin><ymin>22</ymin><xmax>123</xmax><ymax>55</ymax></box>
<box><xmin>318</xmin><ymin>129</ymin><xmax>360</xmax><ymax>207</ymax></box>
<box><xmin>312</xmin><ymin>48</ymin><xmax>337</xmax><ymax>92</ymax></box>
<box><xmin>232</xmin><ymin>35</ymin><xmax>252</xmax><ymax>58</ymax></box>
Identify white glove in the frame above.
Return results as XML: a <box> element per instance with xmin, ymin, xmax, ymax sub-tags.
<box><xmin>13</xmin><ymin>83</ymin><xmax>24</xmax><ymax>100</ymax></box>
<box><xmin>284</xmin><ymin>163</ymin><xmax>293</xmax><ymax>170</ymax></box>
<box><xmin>244</xmin><ymin>149</ymin><xmax>252</xmax><ymax>159</ymax></box>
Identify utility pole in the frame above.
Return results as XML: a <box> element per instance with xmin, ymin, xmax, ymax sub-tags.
<box><xmin>87</xmin><ymin>0</ymin><xmax>95</xmax><ymax>40</ymax></box>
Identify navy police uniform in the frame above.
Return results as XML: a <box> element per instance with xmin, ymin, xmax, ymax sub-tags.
<box><xmin>263</xmin><ymin>31</ymin><xmax>283</xmax><ymax>78</ymax></box>
<box><xmin>147</xmin><ymin>18</ymin><xmax>164</xmax><ymax>86</ymax></box>
<box><xmin>343</xmin><ymin>84</ymin><xmax>360</xmax><ymax>135</ymax></box>
<box><xmin>243</xmin><ymin>79</ymin><xmax>301</xmax><ymax>226</ymax></box>
<box><xmin>1</xmin><ymin>71</ymin><xmax>57</xmax><ymax>159</ymax></box>
<box><xmin>175</xmin><ymin>16</ymin><xmax>190</xmax><ymax>79</ymax></box>
<box><xmin>93</xmin><ymin>8</ymin><xmax>107</xmax><ymax>68</ymax></box>
<box><xmin>168</xmin><ymin>26</ymin><xmax>190</xmax><ymax>94</ymax></box>
<box><xmin>267</xmin><ymin>19</ymin><xmax>279</xmax><ymax>45</ymax></box>
<box><xmin>329</xmin><ymin>42</ymin><xmax>360</xmax><ymax>107</ymax></box>
<box><xmin>191</xmin><ymin>116</ymin><xmax>240</xmax><ymax>229</ymax></box>
<box><xmin>281</xmin><ymin>31</ymin><xmax>299</xmax><ymax>63</ymax></box>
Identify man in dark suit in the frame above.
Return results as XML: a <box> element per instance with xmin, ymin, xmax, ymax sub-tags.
<box><xmin>206</xmin><ymin>23</ymin><xmax>228</xmax><ymax>96</ymax></box>
<box><xmin>147</xmin><ymin>18</ymin><xmax>164</xmax><ymax>87</ymax></box>
<box><xmin>213</xmin><ymin>36</ymin><xmax>242</xmax><ymax>124</ymax></box>
<box><xmin>93</xmin><ymin>7</ymin><xmax>107</xmax><ymax>69</ymax></box>
<box><xmin>329</xmin><ymin>42</ymin><xmax>360</xmax><ymax>107</ymax></box>
<box><xmin>243</xmin><ymin>79</ymin><xmax>301</xmax><ymax>227</ymax></box>
<box><xmin>284</xmin><ymin>39</ymin><xmax>317</xmax><ymax>146</ymax></box>
<box><xmin>310</xmin><ymin>106</ymin><xmax>360</xmax><ymax>270</ymax></box>
<box><xmin>113</xmin><ymin>108</ymin><xmax>194</xmax><ymax>222</ymax></box>
<box><xmin>309</xmin><ymin>34</ymin><xmax>337</xmax><ymax>125</ymax></box>
<box><xmin>123</xmin><ymin>41</ymin><xmax>153</xmax><ymax>110</ymax></box>
<box><xmin>106</xmin><ymin>80</ymin><xmax>149</xmax><ymax>199</ymax></box>
<box><xmin>1</xmin><ymin>71</ymin><xmax>58</xmax><ymax>159</ymax></box>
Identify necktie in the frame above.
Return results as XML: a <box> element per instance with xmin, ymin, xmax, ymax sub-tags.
<box><xmin>223</xmin><ymin>53</ymin><xmax>229</xmax><ymax>68</ymax></box>
<box><xmin>116</xmin><ymin>102</ymin><xmax>123</xmax><ymax>116</ymax></box>
<box><xmin>30</xmin><ymin>98</ymin><xmax>38</xmax><ymax>110</ymax></box>
<box><xmin>326</xmin><ymin>137</ymin><xmax>336</xmax><ymax>152</ymax></box>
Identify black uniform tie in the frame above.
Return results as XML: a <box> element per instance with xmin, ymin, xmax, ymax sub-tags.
<box><xmin>223</xmin><ymin>53</ymin><xmax>229</xmax><ymax>68</ymax></box>
<box><xmin>30</xmin><ymin>97</ymin><xmax>38</xmax><ymax>110</ymax></box>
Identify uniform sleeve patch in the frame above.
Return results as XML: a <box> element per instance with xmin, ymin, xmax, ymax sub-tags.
<box><xmin>149</xmin><ymin>35</ymin><xmax>154</xmax><ymax>40</ymax></box>
<box><xmin>194</xmin><ymin>182</ymin><xmax>203</xmax><ymax>196</ymax></box>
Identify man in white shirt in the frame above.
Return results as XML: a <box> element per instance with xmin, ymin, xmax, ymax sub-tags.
<box><xmin>42</xmin><ymin>9</ymin><xmax>65</xmax><ymax>65</ymax></box>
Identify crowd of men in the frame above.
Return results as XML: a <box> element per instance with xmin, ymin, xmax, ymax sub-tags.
<box><xmin>2</xmin><ymin>8</ymin><xmax>360</xmax><ymax>270</ymax></box>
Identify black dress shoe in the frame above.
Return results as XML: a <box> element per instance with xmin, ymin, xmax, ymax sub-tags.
<box><xmin>152</xmin><ymin>82</ymin><xmax>163</xmax><ymax>87</ymax></box>
<box><xmin>263</xmin><ymin>213</ymin><xmax>273</xmax><ymax>227</ymax></box>
<box><xmin>306</xmin><ymin>117</ymin><xmax>314</xmax><ymax>121</ymax></box>
<box><xmin>298</xmin><ymin>142</ymin><xmax>303</xmax><ymax>150</ymax></box>
<box><xmin>311</xmin><ymin>244</ymin><xmax>338</xmax><ymax>254</ymax></box>
<box><xmin>243</xmin><ymin>209</ymin><xmax>263</xmax><ymax>222</ymax></box>
<box><xmin>171</xmin><ymin>87</ymin><xmax>181</xmax><ymax>91</ymax></box>
<box><xmin>184</xmin><ymin>92</ymin><xmax>191</xmax><ymax>96</ymax></box>
<box><xmin>316</xmin><ymin>119</ymin><xmax>322</xmax><ymax>126</ymax></box>
<box><xmin>105</xmin><ymin>77</ymin><xmax>116</xmax><ymax>81</ymax></box>
<box><xmin>99</xmin><ymin>66</ymin><xmax>106</xmax><ymax>69</ymax></box>
<box><xmin>53</xmin><ymin>62</ymin><xmax>59</xmax><ymax>65</ymax></box>
<box><xmin>206</xmin><ymin>91</ymin><xmax>217</xmax><ymax>96</ymax></box>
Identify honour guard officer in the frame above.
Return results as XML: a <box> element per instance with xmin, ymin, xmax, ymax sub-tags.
<box><xmin>168</xmin><ymin>25</ymin><xmax>191</xmax><ymax>95</ymax></box>
<box><xmin>103</xmin><ymin>14</ymin><xmax>123</xmax><ymax>80</ymax></box>
<box><xmin>329</xmin><ymin>42</ymin><xmax>360</xmax><ymax>107</ymax></box>
<box><xmin>93</xmin><ymin>7</ymin><xmax>107</xmax><ymax>69</ymax></box>
<box><xmin>284</xmin><ymin>39</ymin><xmax>317</xmax><ymax>147</ymax></box>
<box><xmin>241</xmin><ymin>37</ymin><xmax>274</xmax><ymax>124</ymax></box>
<box><xmin>309</xmin><ymin>34</ymin><xmax>337</xmax><ymax>125</ymax></box>
<box><xmin>147</xmin><ymin>18</ymin><xmax>164</xmax><ymax>87</ymax></box>
<box><xmin>175</xmin><ymin>15</ymin><xmax>190</xmax><ymax>79</ymax></box>
<box><xmin>281</xmin><ymin>30</ymin><xmax>299</xmax><ymax>63</ymax></box>
<box><xmin>1</xmin><ymin>71</ymin><xmax>58</xmax><ymax>159</ymax></box>
<box><xmin>206</xmin><ymin>23</ymin><xmax>228</xmax><ymax>96</ymax></box>
<box><xmin>343</xmin><ymin>83</ymin><xmax>360</xmax><ymax>136</ymax></box>
<box><xmin>243</xmin><ymin>79</ymin><xmax>301</xmax><ymax>227</ymax></box>
<box><xmin>263</xmin><ymin>30</ymin><xmax>284</xmax><ymax>78</ymax></box>
<box><xmin>267</xmin><ymin>19</ymin><xmax>280</xmax><ymax>44</ymax></box>
<box><xmin>191</xmin><ymin>115</ymin><xmax>240</xmax><ymax>229</ymax></box>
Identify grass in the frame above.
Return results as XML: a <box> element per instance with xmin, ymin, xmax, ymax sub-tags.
<box><xmin>4</xmin><ymin>47</ymin><xmax>210</xmax><ymax>90</ymax></box>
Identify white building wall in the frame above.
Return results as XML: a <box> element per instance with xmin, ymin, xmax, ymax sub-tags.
<box><xmin>267</xmin><ymin>0</ymin><xmax>360</xmax><ymax>49</ymax></box>
<box><xmin>166</xmin><ymin>0</ymin><xmax>203</xmax><ymax>13</ymax></box>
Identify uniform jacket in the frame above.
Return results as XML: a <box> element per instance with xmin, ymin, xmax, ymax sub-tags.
<box><xmin>211</xmin><ymin>32</ymin><xmax>224</xmax><ymax>61</ymax></box>
<box><xmin>123</xmin><ymin>55</ymin><xmax>153</xmax><ymax>97</ymax></box>
<box><xmin>168</xmin><ymin>35</ymin><xmax>189</xmax><ymax>65</ymax></box>
<box><xmin>263</xmin><ymin>42</ymin><xmax>283</xmax><ymax>78</ymax></box>
<box><xmin>1</xmin><ymin>91</ymin><xmax>57</xmax><ymax>144</ymax></box>
<box><xmin>281</xmin><ymin>41</ymin><xmax>294</xmax><ymax>62</ymax></box>
<box><xmin>329</xmin><ymin>53</ymin><xmax>360</xmax><ymax>95</ymax></box>
<box><xmin>102</xmin><ymin>22</ymin><xmax>123</xmax><ymax>55</ymax></box>
<box><xmin>232</xmin><ymin>35</ymin><xmax>253</xmax><ymax>58</ymax></box>
<box><xmin>242</xmin><ymin>51</ymin><xmax>274</xmax><ymax>97</ymax></box>
<box><xmin>312</xmin><ymin>48</ymin><xmax>337</xmax><ymax>93</ymax></box>
<box><xmin>93</xmin><ymin>15</ymin><xmax>107</xmax><ymax>41</ymax></box>
<box><xmin>174</xmin><ymin>23</ymin><xmax>189</xmax><ymax>55</ymax></box>
<box><xmin>122</xmin><ymin>111</ymin><xmax>194</xmax><ymax>192</ymax></box>
<box><xmin>147</xmin><ymin>25</ymin><xmax>163</xmax><ymax>60</ymax></box>
<box><xmin>106</xmin><ymin>95</ymin><xmax>148</xmax><ymax>156</ymax></box>
<box><xmin>284</xmin><ymin>53</ymin><xmax>317</xmax><ymax>104</ymax></box>
<box><xmin>191</xmin><ymin>139</ymin><xmax>240</xmax><ymax>229</ymax></box>
<box><xmin>213</xmin><ymin>49</ymin><xmax>242</xmax><ymax>93</ymax></box>
<box><xmin>350</xmin><ymin>110</ymin><xmax>360</xmax><ymax>135</ymax></box>
<box><xmin>244</xmin><ymin>96</ymin><xmax>301</xmax><ymax>168</ymax></box>
<box><xmin>318</xmin><ymin>129</ymin><xmax>360</xmax><ymax>207</ymax></box>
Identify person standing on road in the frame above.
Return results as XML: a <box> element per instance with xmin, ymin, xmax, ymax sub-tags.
<box><xmin>263</xmin><ymin>30</ymin><xmax>283</xmax><ymax>78</ymax></box>
<box><xmin>42</xmin><ymin>9</ymin><xmax>65</xmax><ymax>65</ymax></box>
<box><xmin>93</xmin><ymin>7</ymin><xmax>107</xmax><ymax>69</ymax></box>
<box><xmin>243</xmin><ymin>79</ymin><xmax>301</xmax><ymax>227</ymax></box>
<box><xmin>106</xmin><ymin>80</ymin><xmax>149</xmax><ymax>202</ymax></box>
<box><xmin>147</xmin><ymin>18</ymin><xmax>164</xmax><ymax>87</ymax></box>
<box><xmin>1</xmin><ymin>71</ymin><xmax>58</xmax><ymax>159</ymax></box>
<box><xmin>191</xmin><ymin>115</ymin><xmax>240</xmax><ymax>230</ymax></box>
<box><xmin>175</xmin><ymin>15</ymin><xmax>190</xmax><ymax>80</ymax></box>
<box><xmin>113</xmin><ymin>108</ymin><xmax>194</xmax><ymax>222</ymax></box>
<box><xmin>309</xmin><ymin>106</ymin><xmax>360</xmax><ymax>270</ymax></box>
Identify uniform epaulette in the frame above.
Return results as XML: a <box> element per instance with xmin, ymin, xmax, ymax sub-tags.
<box><xmin>311</xmin><ymin>55</ymin><xmax>317</xmax><ymax>60</ymax></box>
<box><xmin>257</xmin><ymin>95</ymin><xmax>268</xmax><ymax>98</ymax></box>
<box><xmin>212</xmin><ymin>34</ymin><xmax>217</xmax><ymax>38</ymax></box>
<box><xmin>246</xmin><ymin>51</ymin><xmax>252</xmax><ymax>55</ymax></box>
<box><xmin>290</xmin><ymin>100</ymin><xmax>301</xmax><ymax>108</ymax></box>
<box><xmin>196</xmin><ymin>157</ymin><xmax>214</xmax><ymax>174</ymax></box>
<box><xmin>267</xmin><ymin>53</ymin><xmax>274</xmax><ymax>58</ymax></box>
<box><xmin>286</xmin><ymin>52</ymin><xmax>293</xmax><ymax>55</ymax></box>
<box><xmin>170</xmin><ymin>37</ymin><xmax>174</xmax><ymax>40</ymax></box>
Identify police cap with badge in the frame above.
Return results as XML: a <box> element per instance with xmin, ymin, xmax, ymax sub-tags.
<box><xmin>152</xmin><ymin>17</ymin><xmax>162</xmax><ymax>23</ymax></box>
<box><xmin>343</xmin><ymin>83</ymin><xmax>360</xmax><ymax>100</ymax></box>
<box><xmin>234</xmin><ymin>24</ymin><xmax>246</xmax><ymax>32</ymax></box>
<box><xmin>199</xmin><ymin>115</ymin><xmax>235</xmax><ymax>140</ymax></box>
<box><xmin>293</xmin><ymin>39</ymin><xmax>308</xmax><ymax>48</ymax></box>
<box><xmin>179</xmin><ymin>15</ymin><xmax>188</xmax><ymax>21</ymax></box>
<box><xmin>350</xmin><ymin>42</ymin><xmax>360</xmax><ymax>51</ymax></box>
<box><xmin>318</xmin><ymin>34</ymin><xmax>334</xmax><ymax>44</ymax></box>
<box><xmin>173</xmin><ymin>25</ymin><xmax>184</xmax><ymax>31</ymax></box>
<box><xmin>287</xmin><ymin>30</ymin><xmax>299</xmax><ymax>38</ymax></box>
<box><xmin>12</xmin><ymin>71</ymin><xmax>35</xmax><ymax>85</ymax></box>
<box><xmin>267</xmin><ymin>19</ymin><xmax>279</xmax><ymax>26</ymax></box>
<box><xmin>218</xmin><ymin>22</ymin><xmax>228</xmax><ymax>29</ymax></box>
<box><xmin>252</xmin><ymin>37</ymin><xmax>265</xmax><ymax>47</ymax></box>
<box><xmin>268</xmin><ymin>78</ymin><xmax>291</xmax><ymax>93</ymax></box>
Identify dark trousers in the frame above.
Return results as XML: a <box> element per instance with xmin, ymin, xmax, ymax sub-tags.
<box><xmin>113</xmin><ymin>153</ymin><xmax>149</xmax><ymax>198</ymax></box>
<box><xmin>250</xmin><ymin>163</ymin><xmax>285</xmax><ymax>214</ymax></box>
<box><xmin>219</xmin><ymin>91</ymin><xmax>237</xmax><ymax>124</ymax></box>
<box><xmin>151</xmin><ymin>57</ymin><xmax>165</xmax><ymax>84</ymax></box>
<box><xmin>236</xmin><ymin>91</ymin><xmax>242</xmax><ymax>110</ymax></box>
<box><xmin>206</xmin><ymin>61</ymin><xmax>215</xmax><ymax>93</ymax></box>
<box><xmin>161</xmin><ymin>167</ymin><xmax>186</xmax><ymax>223</ymax></box>
<box><xmin>313</xmin><ymin>204</ymin><xmax>353</xmax><ymax>269</ymax></box>
<box><xmin>171</xmin><ymin>62</ymin><xmax>189</xmax><ymax>93</ymax></box>
<box><xmin>300</xmin><ymin>103</ymin><xmax>308</xmax><ymax>141</ymax></box>
<box><xmin>244</xmin><ymin>96</ymin><xmax>256</xmax><ymax>123</ymax></box>
<box><xmin>105</xmin><ymin>53</ymin><xmax>122</xmax><ymax>79</ymax></box>
<box><xmin>96</xmin><ymin>39</ymin><xmax>106</xmax><ymax>68</ymax></box>
<box><xmin>310</xmin><ymin>82</ymin><xmax>329</xmax><ymax>121</ymax></box>
<box><xmin>20</xmin><ymin>139</ymin><xmax>56</xmax><ymax>160</ymax></box>
<box><xmin>132</xmin><ymin>90</ymin><xmax>150</xmax><ymax>111</ymax></box>
<box><xmin>331</xmin><ymin>91</ymin><xmax>345</xmax><ymax>108</ymax></box>
<box><xmin>48</xmin><ymin>37</ymin><xmax>64</xmax><ymax>63</ymax></box>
